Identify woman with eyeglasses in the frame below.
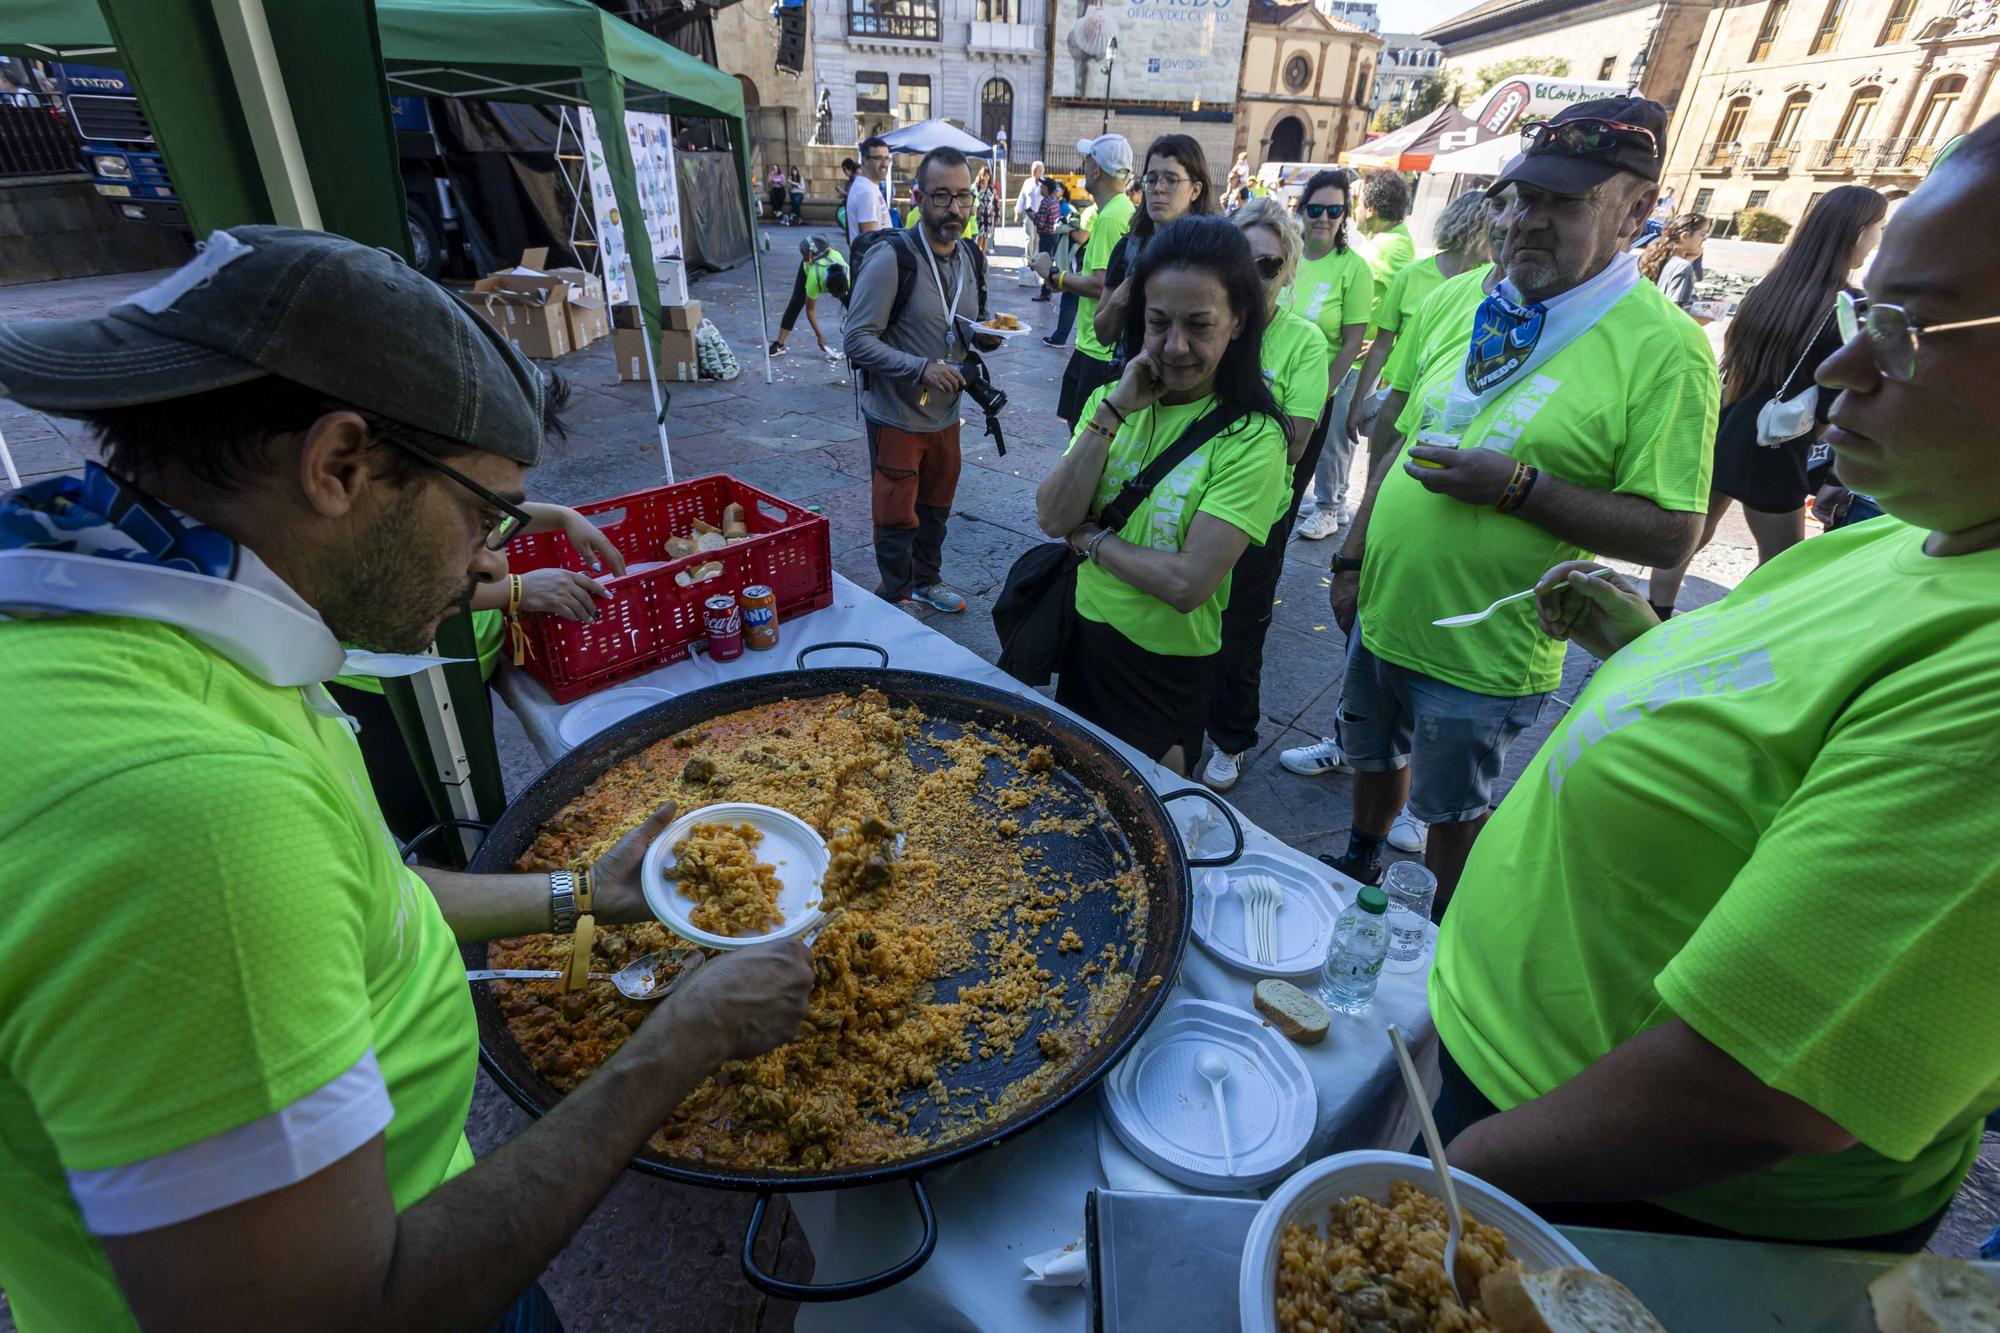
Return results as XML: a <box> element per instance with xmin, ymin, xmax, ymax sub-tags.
<box><xmin>1281</xmin><ymin>168</ymin><xmax>1372</xmax><ymax>544</ymax></box>
<box><xmin>1424</xmin><ymin>118</ymin><xmax>2000</xmax><ymax>1255</ymax></box>
<box><xmin>1197</xmin><ymin>196</ymin><xmax>1333</xmax><ymax>790</ymax></box>
<box><xmin>1646</xmin><ymin>185</ymin><xmax>1888</xmax><ymax>616</ymax></box>
<box><xmin>1091</xmin><ymin>134</ymin><xmax>1216</xmax><ymax>358</ymax></box>
<box><xmin>1035</xmin><ymin>216</ymin><xmax>1290</xmax><ymax>775</ymax></box>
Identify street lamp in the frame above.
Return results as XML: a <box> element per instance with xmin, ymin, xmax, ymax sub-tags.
<box><xmin>1100</xmin><ymin>37</ymin><xmax>1118</xmax><ymax>135</ymax></box>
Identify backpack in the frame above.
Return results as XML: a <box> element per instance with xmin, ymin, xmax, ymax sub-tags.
<box><xmin>849</xmin><ymin>227</ymin><xmax>988</xmax><ymax>390</ymax></box>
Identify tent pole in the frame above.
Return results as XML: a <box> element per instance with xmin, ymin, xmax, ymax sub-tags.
<box><xmin>208</xmin><ymin>0</ymin><xmax>322</xmax><ymax>230</ymax></box>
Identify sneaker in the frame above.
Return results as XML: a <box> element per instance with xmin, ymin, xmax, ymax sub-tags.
<box><xmin>1200</xmin><ymin>748</ymin><xmax>1243</xmax><ymax>792</ymax></box>
<box><xmin>1319</xmin><ymin>846</ymin><xmax>1384</xmax><ymax>887</ymax></box>
<box><xmin>1296</xmin><ymin>508</ymin><xmax>1342</xmax><ymax>541</ymax></box>
<box><xmin>912</xmin><ymin>583</ymin><xmax>967</xmax><ymax>614</ymax></box>
<box><xmin>768</xmin><ymin>341</ymin><xmax>788</xmax><ymax>356</ymax></box>
<box><xmin>873</xmin><ymin>583</ymin><xmax>926</xmax><ymax>613</ymax></box>
<box><xmin>1387</xmin><ymin>808</ymin><xmax>1429</xmax><ymax>854</ymax></box>
<box><xmin>1280</xmin><ymin>737</ymin><xmax>1353</xmax><ymax>776</ymax></box>
<box><xmin>1042</xmin><ymin>335</ymin><xmax>1067</xmax><ymax>348</ymax></box>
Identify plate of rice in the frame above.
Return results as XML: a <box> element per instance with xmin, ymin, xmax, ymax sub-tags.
<box><xmin>1238</xmin><ymin>1150</ymin><xmax>1596</xmax><ymax>1332</ymax></box>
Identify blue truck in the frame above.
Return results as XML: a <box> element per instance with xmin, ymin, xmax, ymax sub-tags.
<box><xmin>51</xmin><ymin>61</ymin><xmax>465</xmax><ymax>276</ymax></box>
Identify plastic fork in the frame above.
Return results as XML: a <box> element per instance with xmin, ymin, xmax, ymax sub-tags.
<box><xmin>1388</xmin><ymin>1024</ymin><xmax>1481</xmax><ymax>1308</ymax></box>
<box><xmin>1433</xmin><ymin>567</ymin><xmax>1616</xmax><ymax>628</ymax></box>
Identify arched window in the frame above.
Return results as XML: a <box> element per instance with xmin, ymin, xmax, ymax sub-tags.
<box><xmin>980</xmin><ymin>77</ymin><xmax>1013</xmax><ymax>148</ymax></box>
<box><xmin>1910</xmin><ymin>74</ymin><xmax>1966</xmax><ymax>147</ymax></box>
<box><xmin>1825</xmin><ymin>84</ymin><xmax>1880</xmax><ymax>167</ymax></box>
<box><xmin>1769</xmin><ymin>91</ymin><xmax>1810</xmax><ymax>167</ymax></box>
<box><xmin>1717</xmin><ymin>95</ymin><xmax>1751</xmax><ymax>143</ymax></box>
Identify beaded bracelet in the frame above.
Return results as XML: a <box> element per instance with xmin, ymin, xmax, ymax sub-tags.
<box><xmin>1082</xmin><ymin>417</ymin><xmax>1117</xmax><ymax>445</ymax></box>
<box><xmin>1497</xmin><ymin>462</ymin><xmax>1540</xmax><ymax>515</ymax></box>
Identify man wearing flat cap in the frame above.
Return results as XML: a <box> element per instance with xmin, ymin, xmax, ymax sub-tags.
<box><xmin>0</xmin><ymin>227</ymin><xmax>812</xmax><ymax>1332</ymax></box>
<box><xmin>1322</xmin><ymin>98</ymin><xmax>1719</xmax><ymax>903</ymax></box>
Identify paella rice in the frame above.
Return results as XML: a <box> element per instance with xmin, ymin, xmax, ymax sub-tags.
<box><xmin>487</xmin><ymin>689</ymin><xmax>1153</xmax><ymax>1171</ymax></box>
<box><xmin>1275</xmin><ymin>1180</ymin><xmax>1521</xmax><ymax>1332</ymax></box>
<box><xmin>672</xmin><ymin>820</ymin><xmax>784</xmax><ymax>937</ymax></box>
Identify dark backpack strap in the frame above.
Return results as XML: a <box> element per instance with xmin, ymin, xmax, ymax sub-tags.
<box><xmin>968</xmin><ymin>239</ymin><xmax>989</xmax><ymax>318</ymax></box>
<box><xmin>1097</xmin><ymin>406</ymin><xmax>1235</xmax><ymax>533</ymax></box>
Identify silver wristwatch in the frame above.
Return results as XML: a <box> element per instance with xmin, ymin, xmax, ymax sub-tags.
<box><xmin>549</xmin><ymin>870</ymin><xmax>579</xmax><ymax>933</ymax></box>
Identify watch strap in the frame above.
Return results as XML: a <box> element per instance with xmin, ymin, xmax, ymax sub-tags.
<box><xmin>549</xmin><ymin>870</ymin><xmax>578</xmax><ymax>934</ymax></box>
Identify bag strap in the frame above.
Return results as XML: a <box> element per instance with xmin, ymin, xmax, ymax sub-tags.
<box><xmin>1097</xmin><ymin>405</ymin><xmax>1236</xmax><ymax>533</ymax></box>
<box><xmin>1775</xmin><ymin>303</ymin><xmax>1837</xmax><ymax>400</ymax></box>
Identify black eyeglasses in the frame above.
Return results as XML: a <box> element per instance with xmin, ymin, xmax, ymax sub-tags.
<box><xmin>375</xmin><ymin>427</ymin><xmax>531</xmax><ymax>551</ymax></box>
<box><xmin>924</xmin><ymin>190</ymin><xmax>977</xmax><ymax>209</ymax></box>
<box><xmin>1836</xmin><ymin>289</ymin><xmax>2000</xmax><ymax>384</ymax></box>
<box><xmin>1518</xmin><ymin>117</ymin><xmax>1660</xmax><ymax>161</ymax></box>
<box><xmin>1303</xmin><ymin>202</ymin><xmax>1345</xmax><ymax>219</ymax></box>
<box><xmin>1253</xmin><ymin>255</ymin><xmax>1285</xmax><ymax>281</ymax></box>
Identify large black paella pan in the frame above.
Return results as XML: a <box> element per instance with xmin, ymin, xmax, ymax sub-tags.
<box><xmin>461</xmin><ymin>643</ymin><xmax>1243</xmax><ymax>1300</ymax></box>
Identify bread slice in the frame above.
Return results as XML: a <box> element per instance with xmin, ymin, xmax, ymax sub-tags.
<box><xmin>1482</xmin><ymin>1267</ymin><xmax>1666</xmax><ymax>1333</ymax></box>
<box><xmin>1253</xmin><ymin>979</ymin><xmax>1329</xmax><ymax>1044</ymax></box>
<box><xmin>1870</xmin><ymin>1255</ymin><xmax>2000</xmax><ymax>1332</ymax></box>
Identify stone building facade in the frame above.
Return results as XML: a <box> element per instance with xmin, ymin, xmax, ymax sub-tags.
<box><xmin>1424</xmin><ymin>0</ymin><xmax>1717</xmax><ymax>111</ymax></box>
<box><xmin>1661</xmin><ymin>0</ymin><xmax>2000</xmax><ymax>228</ymax></box>
<box><xmin>806</xmin><ymin>0</ymin><xmax>1050</xmax><ymax>161</ymax></box>
<box><xmin>1235</xmin><ymin>0</ymin><xmax>1382</xmax><ymax>167</ymax></box>
<box><xmin>1376</xmin><ymin>32</ymin><xmax>1444</xmax><ymax>124</ymax></box>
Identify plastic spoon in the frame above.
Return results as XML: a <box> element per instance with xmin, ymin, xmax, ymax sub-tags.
<box><xmin>1388</xmin><ymin>1024</ymin><xmax>1479</xmax><ymax>1307</ymax></box>
<box><xmin>1195</xmin><ymin>1048</ymin><xmax>1236</xmax><ymax>1175</ymax></box>
<box><xmin>468</xmin><ymin>948</ymin><xmax>702</xmax><ymax>1003</ymax></box>
<box><xmin>1432</xmin><ymin>567</ymin><xmax>1616</xmax><ymax>628</ymax></box>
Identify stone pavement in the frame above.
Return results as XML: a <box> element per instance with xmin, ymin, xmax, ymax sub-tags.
<box><xmin>1</xmin><ymin>231</ymin><xmax>1991</xmax><ymax>1333</ymax></box>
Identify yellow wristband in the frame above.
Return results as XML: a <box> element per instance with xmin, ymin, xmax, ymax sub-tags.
<box><xmin>506</xmin><ymin>573</ymin><xmax>523</xmax><ymax>616</ymax></box>
<box><xmin>574</xmin><ymin>864</ymin><xmax>594</xmax><ymax>913</ymax></box>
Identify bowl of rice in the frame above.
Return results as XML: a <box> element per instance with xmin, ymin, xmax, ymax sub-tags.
<box><xmin>1238</xmin><ymin>1149</ymin><xmax>1596</xmax><ymax>1332</ymax></box>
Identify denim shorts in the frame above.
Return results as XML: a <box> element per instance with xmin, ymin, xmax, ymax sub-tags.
<box><xmin>1336</xmin><ymin>639</ymin><xmax>1549</xmax><ymax>825</ymax></box>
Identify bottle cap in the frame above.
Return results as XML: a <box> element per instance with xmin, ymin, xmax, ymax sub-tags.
<box><xmin>1357</xmin><ymin>885</ymin><xmax>1388</xmax><ymax>915</ymax></box>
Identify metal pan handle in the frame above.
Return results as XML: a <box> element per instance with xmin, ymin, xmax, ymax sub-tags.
<box><xmin>1160</xmin><ymin>788</ymin><xmax>1245</xmax><ymax>868</ymax></box>
<box><xmin>794</xmin><ymin>640</ymin><xmax>890</xmax><ymax>670</ymax></box>
<box><xmin>397</xmin><ymin>818</ymin><xmax>491</xmax><ymax>862</ymax></box>
<box><xmin>739</xmin><ymin>1177</ymin><xmax>937</xmax><ymax>1302</ymax></box>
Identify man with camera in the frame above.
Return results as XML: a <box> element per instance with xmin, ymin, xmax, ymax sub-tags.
<box><xmin>844</xmin><ymin>145</ymin><xmax>1000</xmax><ymax>613</ymax></box>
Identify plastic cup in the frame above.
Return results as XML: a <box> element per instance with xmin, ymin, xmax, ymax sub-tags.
<box><xmin>1381</xmin><ymin>861</ymin><xmax>1436</xmax><ymax>973</ymax></box>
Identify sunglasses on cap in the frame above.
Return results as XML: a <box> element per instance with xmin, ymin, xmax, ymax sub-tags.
<box><xmin>1518</xmin><ymin>117</ymin><xmax>1660</xmax><ymax>161</ymax></box>
<box><xmin>1836</xmin><ymin>290</ymin><xmax>2000</xmax><ymax>384</ymax></box>
<box><xmin>1302</xmin><ymin>202</ymin><xmax>1345</xmax><ymax>219</ymax></box>
<box><xmin>1253</xmin><ymin>255</ymin><xmax>1284</xmax><ymax>281</ymax></box>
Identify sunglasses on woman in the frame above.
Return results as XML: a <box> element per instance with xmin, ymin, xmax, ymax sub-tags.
<box><xmin>1302</xmin><ymin>202</ymin><xmax>1344</xmax><ymax>219</ymax></box>
<box><xmin>1253</xmin><ymin>255</ymin><xmax>1284</xmax><ymax>281</ymax></box>
<box><xmin>1836</xmin><ymin>289</ymin><xmax>2000</xmax><ymax>384</ymax></box>
<box><xmin>1517</xmin><ymin>117</ymin><xmax>1660</xmax><ymax>160</ymax></box>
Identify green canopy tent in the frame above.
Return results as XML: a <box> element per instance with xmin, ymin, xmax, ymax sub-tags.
<box><xmin>3</xmin><ymin>0</ymin><xmax>773</xmax><ymax>854</ymax></box>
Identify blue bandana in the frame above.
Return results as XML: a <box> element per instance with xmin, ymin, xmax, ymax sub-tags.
<box><xmin>0</xmin><ymin>462</ymin><xmax>237</xmax><ymax>576</ymax></box>
<box><xmin>1464</xmin><ymin>288</ymin><xmax>1548</xmax><ymax>395</ymax></box>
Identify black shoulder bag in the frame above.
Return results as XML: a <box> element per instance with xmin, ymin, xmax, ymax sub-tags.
<box><xmin>993</xmin><ymin>405</ymin><xmax>1232</xmax><ymax>687</ymax></box>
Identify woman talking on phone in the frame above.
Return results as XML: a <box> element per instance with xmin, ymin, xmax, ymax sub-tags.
<box><xmin>1035</xmin><ymin>216</ymin><xmax>1289</xmax><ymax>775</ymax></box>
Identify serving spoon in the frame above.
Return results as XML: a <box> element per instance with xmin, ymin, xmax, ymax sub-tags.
<box><xmin>468</xmin><ymin>948</ymin><xmax>702</xmax><ymax>1002</ymax></box>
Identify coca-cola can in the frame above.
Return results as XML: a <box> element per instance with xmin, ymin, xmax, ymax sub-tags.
<box><xmin>741</xmin><ymin>584</ymin><xmax>779</xmax><ymax>651</ymax></box>
<box><xmin>702</xmin><ymin>593</ymin><xmax>743</xmax><ymax>661</ymax></box>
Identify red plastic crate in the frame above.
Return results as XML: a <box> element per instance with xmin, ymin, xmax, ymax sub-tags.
<box><xmin>503</xmin><ymin>474</ymin><xmax>832</xmax><ymax>702</ymax></box>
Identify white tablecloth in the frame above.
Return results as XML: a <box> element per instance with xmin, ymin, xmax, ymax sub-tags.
<box><xmin>496</xmin><ymin>572</ymin><xmax>1437</xmax><ymax>1332</ymax></box>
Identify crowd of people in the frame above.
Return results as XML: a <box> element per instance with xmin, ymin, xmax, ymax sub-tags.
<box><xmin>3</xmin><ymin>92</ymin><xmax>1997</xmax><ymax>1331</ymax></box>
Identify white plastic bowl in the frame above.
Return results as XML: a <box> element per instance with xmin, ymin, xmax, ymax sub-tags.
<box><xmin>639</xmin><ymin>802</ymin><xmax>830</xmax><ymax>950</ymax></box>
<box><xmin>1238</xmin><ymin>1149</ymin><xmax>1596</xmax><ymax>1332</ymax></box>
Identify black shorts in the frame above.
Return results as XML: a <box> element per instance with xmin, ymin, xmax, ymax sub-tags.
<box><xmin>1056</xmin><ymin>613</ymin><xmax>1219</xmax><ymax>766</ymax></box>
<box><xmin>1057</xmin><ymin>349</ymin><xmax>1120</xmax><ymax>430</ymax></box>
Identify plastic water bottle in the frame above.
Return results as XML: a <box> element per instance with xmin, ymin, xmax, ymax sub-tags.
<box><xmin>1319</xmin><ymin>885</ymin><xmax>1390</xmax><ymax>1015</ymax></box>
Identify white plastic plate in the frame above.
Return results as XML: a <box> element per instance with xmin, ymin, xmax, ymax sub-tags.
<box><xmin>1193</xmin><ymin>849</ymin><xmax>1345</xmax><ymax>978</ymax></box>
<box><xmin>1237</xmin><ymin>1149</ymin><xmax>1598</xmax><ymax>1333</ymax></box>
<box><xmin>957</xmin><ymin>314</ymin><xmax>1030</xmax><ymax>341</ymax></box>
<box><xmin>640</xmin><ymin>802</ymin><xmax>829</xmax><ymax>950</ymax></box>
<box><xmin>556</xmin><ymin>686</ymin><xmax>676</xmax><ymax>750</ymax></box>
<box><xmin>1101</xmin><ymin>997</ymin><xmax>1315</xmax><ymax>1192</ymax></box>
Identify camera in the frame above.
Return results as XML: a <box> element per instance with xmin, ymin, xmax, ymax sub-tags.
<box><xmin>954</xmin><ymin>347</ymin><xmax>1008</xmax><ymax>456</ymax></box>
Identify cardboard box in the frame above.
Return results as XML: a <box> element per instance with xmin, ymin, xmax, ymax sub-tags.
<box><xmin>464</xmin><ymin>277</ymin><xmax>570</xmax><ymax>360</ymax></box>
<box><xmin>548</xmin><ymin>264</ymin><xmax>605</xmax><ymax>307</ymax></box>
<box><xmin>611</xmin><ymin>302</ymin><xmax>644</xmax><ymax>331</ymax></box>
<box><xmin>609</xmin><ymin>308</ymin><xmax>700</xmax><ymax>383</ymax></box>
<box><xmin>612</xmin><ymin>325</ymin><xmax>651</xmax><ymax>382</ymax></box>
<box><xmin>565</xmin><ymin>292</ymin><xmax>609</xmax><ymax>349</ymax></box>
<box><xmin>658</xmin><ymin>257</ymin><xmax>688</xmax><ymax>307</ymax></box>
<box><xmin>657</xmin><ymin>327</ymin><xmax>699</xmax><ymax>382</ymax></box>
<box><xmin>662</xmin><ymin>300</ymin><xmax>702</xmax><ymax>332</ymax></box>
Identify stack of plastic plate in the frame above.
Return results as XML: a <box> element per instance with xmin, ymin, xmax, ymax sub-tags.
<box><xmin>1192</xmin><ymin>849</ymin><xmax>1345</xmax><ymax>979</ymax></box>
<box><xmin>1101</xmin><ymin>997</ymin><xmax>1316</xmax><ymax>1192</ymax></box>
<box><xmin>556</xmin><ymin>685</ymin><xmax>676</xmax><ymax>750</ymax></box>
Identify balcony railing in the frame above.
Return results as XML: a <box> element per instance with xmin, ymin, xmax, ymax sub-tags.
<box><xmin>1739</xmin><ymin>140</ymin><xmax>1806</xmax><ymax>171</ymax></box>
<box><xmin>1876</xmin><ymin>137</ymin><xmax>1940</xmax><ymax>172</ymax></box>
<box><xmin>1697</xmin><ymin>141</ymin><xmax>1739</xmax><ymax>169</ymax></box>
<box><xmin>1727</xmin><ymin>137</ymin><xmax>1944</xmax><ymax>178</ymax></box>
<box><xmin>969</xmin><ymin>19</ymin><xmax>1037</xmax><ymax>52</ymax></box>
<box><xmin>0</xmin><ymin>101</ymin><xmax>84</xmax><ymax>178</ymax></box>
<box><xmin>849</xmin><ymin>1</ymin><xmax>940</xmax><ymax>40</ymax></box>
<box><xmin>1809</xmin><ymin>137</ymin><xmax>1879</xmax><ymax>171</ymax></box>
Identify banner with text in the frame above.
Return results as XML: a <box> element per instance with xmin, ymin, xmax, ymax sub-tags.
<box><xmin>1052</xmin><ymin>0</ymin><xmax>1248</xmax><ymax>109</ymax></box>
<box><xmin>578</xmin><ymin>107</ymin><xmax>684</xmax><ymax>306</ymax></box>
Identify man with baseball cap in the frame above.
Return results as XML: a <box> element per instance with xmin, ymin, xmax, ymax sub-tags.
<box><xmin>1321</xmin><ymin>98</ymin><xmax>1717</xmax><ymax>906</ymax></box>
<box><xmin>0</xmin><ymin>227</ymin><xmax>812</xmax><ymax>1331</ymax></box>
<box><xmin>1032</xmin><ymin>133</ymin><xmax>1136</xmax><ymax>428</ymax></box>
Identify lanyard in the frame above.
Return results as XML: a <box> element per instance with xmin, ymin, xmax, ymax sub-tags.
<box><xmin>918</xmin><ymin>235</ymin><xmax>966</xmax><ymax>355</ymax></box>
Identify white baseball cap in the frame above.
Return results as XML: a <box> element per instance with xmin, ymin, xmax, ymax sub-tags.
<box><xmin>1076</xmin><ymin>134</ymin><xmax>1134</xmax><ymax>178</ymax></box>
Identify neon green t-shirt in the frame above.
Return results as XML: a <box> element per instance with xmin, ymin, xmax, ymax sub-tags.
<box><xmin>1362</xmin><ymin>275</ymin><xmax>1716</xmax><ymax>697</ymax></box>
<box><xmin>1074</xmin><ymin>192</ymin><xmax>1136</xmax><ymax>363</ymax></box>
<box><xmin>1375</xmin><ymin>254</ymin><xmax>1446</xmax><ymax>336</ymax></box>
<box><xmin>1361</xmin><ymin>220</ymin><xmax>1416</xmax><ymax>306</ymax></box>
<box><xmin>1433</xmin><ymin>519</ymin><xmax>2000</xmax><ymax>1240</ymax></box>
<box><xmin>1069</xmin><ymin>384</ymin><xmax>1289</xmax><ymax>656</ymax></box>
<box><xmin>1383</xmin><ymin>263</ymin><xmax>1493</xmax><ymax>393</ymax></box>
<box><xmin>1280</xmin><ymin>245</ymin><xmax>1372</xmax><ymax>359</ymax></box>
<box><xmin>334</xmin><ymin>606</ymin><xmax>504</xmax><ymax>696</ymax></box>
<box><xmin>805</xmin><ymin>250</ymin><xmax>848</xmax><ymax>299</ymax></box>
<box><xmin>0</xmin><ymin>616</ymin><xmax>480</xmax><ymax>1330</ymax></box>
<box><xmin>1260</xmin><ymin>306</ymin><xmax>1334</xmax><ymax>425</ymax></box>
